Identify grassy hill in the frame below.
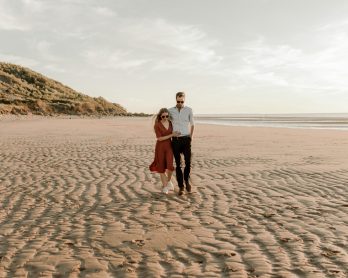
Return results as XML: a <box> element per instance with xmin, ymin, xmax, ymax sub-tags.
<box><xmin>0</xmin><ymin>62</ymin><xmax>132</xmax><ymax>116</ymax></box>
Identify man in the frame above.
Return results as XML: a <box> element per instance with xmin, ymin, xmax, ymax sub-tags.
<box><xmin>169</xmin><ymin>92</ymin><xmax>195</xmax><ymax>196</ymax></box>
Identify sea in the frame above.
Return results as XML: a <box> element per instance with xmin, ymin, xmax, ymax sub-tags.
<box><xmin>194</xmin><ymin>113</ymin><xmax>348</xmax><ymax>130</ymax></box>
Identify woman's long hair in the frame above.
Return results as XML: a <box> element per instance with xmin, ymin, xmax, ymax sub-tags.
<box><xmin>152</xmin><ymin>108</ymin><xmax>171</xmax><ymax>131</ymax></box>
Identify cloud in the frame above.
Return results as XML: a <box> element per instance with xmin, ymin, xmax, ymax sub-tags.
<box><xmin>43</xmin><ymin>64</ymin><xmax>66</xmax><ymax>73</ymax></box>
<box><xmin>233</xmin><ymin>29</ymin><xmax>348</xmax><ymax>92</ymax></box>
<box><xmin>0</xmin><ymin>14</ymin><xmax>29</xmax><ymax>31</ymax></box>
<box><xmin>72</xmin><ymin>16</ymin><xmax>225</xmax><ymax>76</ymax></box>
<box><xmin>242</xmin><ymin>38</ymin><xmax>302</xmax><ymax>69</ymax></box>
<box><xmin>121</xmin><ymin>18</ymin><xmax>223</xmax><ymax>74</ymax></box>
<box><xmin>21</xmin><ymin>0</ymin><xmax>45</xmax><ymax>12</ymax></box>
<box><xmin>0</xmin><ymin>0</ymin><xmax>30</xmax><ymax>31</ymax></box>
<box><xmin>0</xmin><ymin>1</ymin><xmax>224</xmax><ymax>76</ymax></box>
<box><xmin>81</xmin><ymin>48</ymin><xmax>149</xmax><ymax>71</ymax></box>
<box><xmin>30</xmin><ymin>40</ymin><xmax>65</xmax><ymax>63</ymax></box>
<box><xmin>318</xmin><ymin>19</ymin><xmax>348</xmax><ymax>31</ymax></box>
<box><xmin>94</xmin><ymin>6</ymin><xmax>116</xmax><ymax>17</ymax></box>
<box><xmin>2</xmin><ymin>0</ymin><xmax>347</xmax><ymax>110</ymax></box>
<box><xmin>0</xmin><ymin>53</ymin><xmax>38</xmax><ymax>67</ymax></box>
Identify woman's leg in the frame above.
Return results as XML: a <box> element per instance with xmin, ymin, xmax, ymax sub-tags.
<box><xmin>166</xmin><ymin>170</ymin><xmax>173</xmax><ymax>181</ymax></box>
<box><xmin>165</xmin><ymin>170</ymin><xmax>174</xmax><ymax>191</ymax></box>
<box><xmin>160</xmin><ymin>173</ymin><xmax>168</xmax><ymax>187</ymax></box>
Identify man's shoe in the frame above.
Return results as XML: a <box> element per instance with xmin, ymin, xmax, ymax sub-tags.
<box><xmin>185</xmin><ymin>181</ymin><xmax>191</xmax><ymax>193</ymax></box>
<box><xmin>178</xmin><ymin>188</ymin><xmax>184</xmax><ymax>196</ymax></box>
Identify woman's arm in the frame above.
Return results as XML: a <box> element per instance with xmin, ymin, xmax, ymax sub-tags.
<box><xmin>154</xmin><ymin>123</ymin><xmax>180</xmax><ymax>141</ymax></box>
<box><xmin>157</xmin><ymin>133</ymin><xmax>176</xmax><ymax>141</ymax></box>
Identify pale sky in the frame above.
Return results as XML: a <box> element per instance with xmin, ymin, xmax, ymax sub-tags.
<box><xmin>1</xmin><ymin>0</ymin><xmax>348</xmax><ymax>114</ymax></box>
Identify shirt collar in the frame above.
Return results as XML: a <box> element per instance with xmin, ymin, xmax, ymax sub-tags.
<box><xmin>175</xmin><ymin>105</ymin><xmax>185</xmax><ymax>111</ymax></box>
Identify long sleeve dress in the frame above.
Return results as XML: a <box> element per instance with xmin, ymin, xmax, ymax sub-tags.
<box><xmin>149</xmin><ymin>121</ymin><xmax>174</xmax><ymax>173</ymax></box>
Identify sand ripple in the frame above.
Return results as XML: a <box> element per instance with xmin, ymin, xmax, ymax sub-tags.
<box><xmin>0</xmin><ymin>118</ymin><xmax>347</xmax><ymax>277</ymax></box>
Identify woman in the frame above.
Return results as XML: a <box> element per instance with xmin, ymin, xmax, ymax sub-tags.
<box><xmin>149</xmin><ymin>108</ymin><xmax>180</xmax><ymax>194</ymax></box>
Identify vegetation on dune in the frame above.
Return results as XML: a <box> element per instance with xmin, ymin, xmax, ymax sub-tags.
<box><xmin>0</xmin><ymin>62</ymin><xmax>146</xmax><ymax>116</ymax></box>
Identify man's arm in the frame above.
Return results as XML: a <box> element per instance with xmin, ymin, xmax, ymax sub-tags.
<box><xmin>189</xmin><ymin>108</ymin><xmax>195</xmax><ymax>139</ymax></box>
<box><xmin>190</xmin><ymin>125</ymin><xmax>195</xmax><ymax>139</ymax></box>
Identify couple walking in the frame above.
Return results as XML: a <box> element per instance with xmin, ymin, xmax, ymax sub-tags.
<box><xmin>149</xmin><ymin>92</ymin><xmax>194</xmax><ymax>196</ymax></box>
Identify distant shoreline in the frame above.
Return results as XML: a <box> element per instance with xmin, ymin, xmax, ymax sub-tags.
<box><xmin>195</xmin><ymin>114</ymin><xmax>348</xmax><ymax>131</ymax></box>
<box><xmin>195</xmin><ymin>113</ymin><xmax>348</xmax><ymax>117</ymax></box>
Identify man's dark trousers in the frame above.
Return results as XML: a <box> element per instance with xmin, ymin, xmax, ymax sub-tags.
<box><xmin>172</xmin><ymin>136</ymin><xmax>191</xmax><ymax>189</ymax></box>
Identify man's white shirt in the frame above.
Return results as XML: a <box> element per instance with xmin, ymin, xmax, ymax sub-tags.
<box><xmin>168</xmin><ymin>106</ymin><xmax>194</xmax><ymax>137</ymax></box>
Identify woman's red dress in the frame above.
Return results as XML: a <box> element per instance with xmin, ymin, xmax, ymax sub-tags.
<box><xmin>149</xmin><ymin>121</ymin><xmax>174</xmax><ymax>173</ymax></box>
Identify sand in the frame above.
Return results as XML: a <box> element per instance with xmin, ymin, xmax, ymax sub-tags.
<box><xmin>0</xmin><ymin>116</ymin><xmax>347</xmax><ymax>277</ymax></box>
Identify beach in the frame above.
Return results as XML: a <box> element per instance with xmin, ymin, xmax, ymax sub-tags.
<box><xmin>0</xmin><ymin>116</ymin><xmax>347</xmax><ymax>277</ymax></box>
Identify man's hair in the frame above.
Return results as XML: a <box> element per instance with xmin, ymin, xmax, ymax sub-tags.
<box><xmin>176</xmin><ymin>92</ymin><xmax>185</xmax><ymax>98</ymax></box>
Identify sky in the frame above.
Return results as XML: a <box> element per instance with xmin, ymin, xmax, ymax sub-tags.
<box><xmin>1</xmin><ymin>0</ymin><xmax>348</xmax><ymax>114</ymax></box>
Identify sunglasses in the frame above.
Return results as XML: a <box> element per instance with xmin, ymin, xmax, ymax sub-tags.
<box><xmin>177</xmin><ymin>101</ymin><xmax>184</xmax><ymax>104</ymax></box>
<box><xmin>161</xmin><ymin>115</ymin><xmax>169</xmax><ymax>119</ymax></box>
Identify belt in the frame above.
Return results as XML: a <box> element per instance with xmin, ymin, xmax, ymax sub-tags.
<box><xmin>173</xmin><ymin>135</ymin><xmax>190</xmax><ymax>139</ymax></box>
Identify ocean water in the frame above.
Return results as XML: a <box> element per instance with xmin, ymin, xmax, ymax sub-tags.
<box><xmin>195</xmin><ymin>113</ymin><xmax>348</xmax><ymax>130</ymax></box>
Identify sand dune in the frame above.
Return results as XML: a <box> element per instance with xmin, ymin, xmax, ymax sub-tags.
<box><xmin>0</xmin><ymin>116</ymin><xmax>347</xmax><ymax>277</ymax></box>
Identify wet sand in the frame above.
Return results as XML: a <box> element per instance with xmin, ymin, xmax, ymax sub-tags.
<box><xmin>0</xmin><ymin>116</ymin><xmax>347</xmax><ymax>277</ymax></box>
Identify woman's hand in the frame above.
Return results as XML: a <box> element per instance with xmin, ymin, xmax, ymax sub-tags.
<box><xmin>172</xmin><ymin>131</ymin><xmax>181</xmax><ymax>137</ymax></box>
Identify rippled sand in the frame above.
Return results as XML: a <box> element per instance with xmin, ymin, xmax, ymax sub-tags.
<box><xmin>0</xmin><ymin>116</ymin><xmax>347</xmax><ymax>277</ymax></box>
